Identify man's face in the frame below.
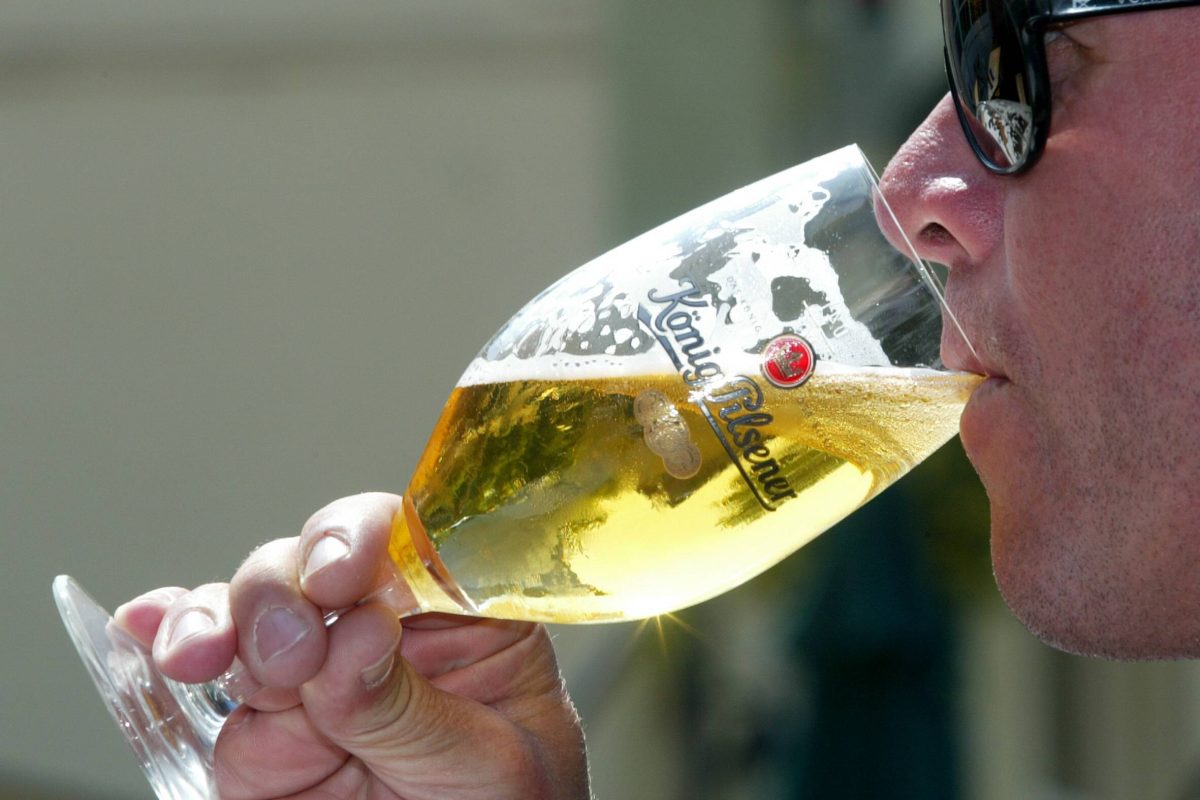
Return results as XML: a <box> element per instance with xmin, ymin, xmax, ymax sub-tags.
<box><xmin>880</xmin><ymin>12</ymin><xmax>1200</xmax><ymax>658</ymax></box>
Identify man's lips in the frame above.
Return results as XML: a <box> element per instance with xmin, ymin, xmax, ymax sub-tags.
<box><xmin>940</xmin><ymin>319</ymin><xmax>1009</xmax><ymax>379</ymax></box>
<box><xmin>958</xmin><ymin>372</ymin><xmax>1012</xmax><ymax>460</ymax></box>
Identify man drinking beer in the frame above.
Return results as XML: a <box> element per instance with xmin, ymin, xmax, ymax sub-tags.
<box><xmin>115</xmin><ymin>4</ymin><xmax>1200</xmax><ymax>797</ymax></box>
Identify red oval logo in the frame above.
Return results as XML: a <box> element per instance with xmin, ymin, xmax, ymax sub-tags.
<box><xmin>761</xmin><ymin>334</ymin><xmax>816</xmax><ymax>388</ymax></box>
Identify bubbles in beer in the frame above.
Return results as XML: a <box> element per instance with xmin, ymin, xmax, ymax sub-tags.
<box><xmin>634</xmin><ymin>389</ymin><xmax>702</xmax><ymax>479</ymax></box>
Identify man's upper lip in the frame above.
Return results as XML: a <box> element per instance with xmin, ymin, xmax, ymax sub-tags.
<box><xmin>943</xmin><ymin>336</ymin><xmax>1005</xmax><ymax>378</ymax></box>
<box><xmin>952</xmin><ymin>352</ymin><xmax>993</xmax><ymax>376</ymax></box>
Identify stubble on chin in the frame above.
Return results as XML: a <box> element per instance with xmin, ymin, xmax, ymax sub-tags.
<box><xmin>988</xmin><ymin>498</ymin><xmax>1200</xmax><ymax>661</ymax></box>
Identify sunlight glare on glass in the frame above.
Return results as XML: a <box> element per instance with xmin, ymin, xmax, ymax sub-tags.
<box><xmin>632</xmin><ymin>612</ymin><xmax>708</xmax><ymax>660</ymax></box>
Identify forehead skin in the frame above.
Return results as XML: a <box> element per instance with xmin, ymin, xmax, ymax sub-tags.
<box><xmin>890</xmin><ymin>10</ymin><xmax>1200</xmax><ymax>658</ymax></box>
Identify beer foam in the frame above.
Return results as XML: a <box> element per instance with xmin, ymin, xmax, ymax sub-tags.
<box><xmin>457</xmin><ymin>349</ymin><xmax>950</xmax><ymax>388</ymax></box>
<box><xmin>457</xmin><ymin>351</ymin><xmax>668</xmax><ymax>387</ymax></box>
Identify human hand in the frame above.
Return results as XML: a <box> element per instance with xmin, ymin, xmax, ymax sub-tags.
<box><xmin>114</xmin><ymin>492</ymin><xmax>591</xmax><ymax>800</ymax></box>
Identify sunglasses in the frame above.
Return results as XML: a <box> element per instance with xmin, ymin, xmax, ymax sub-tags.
<box><xmin>943</xmin><ymin>0</ymin><xmax>1200</xmax><ymax>174</ymax></box>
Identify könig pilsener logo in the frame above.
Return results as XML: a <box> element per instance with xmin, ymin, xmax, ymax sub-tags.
<box><xmin>761</xmin><ymin>334</ymin><xmax>816</xmax><ymax>389</ymax></box>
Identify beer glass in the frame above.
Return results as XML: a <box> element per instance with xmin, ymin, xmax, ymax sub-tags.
<box><xmin>54</xmin><ymin>145</ymin><xmax>979</xmax><ymax>799</ymax></box>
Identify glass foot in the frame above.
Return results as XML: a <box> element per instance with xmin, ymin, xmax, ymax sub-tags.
<box><xmin>53</xmin><ymin>575</ymin><xmax>216</xmax><ymax>800</ymax></box>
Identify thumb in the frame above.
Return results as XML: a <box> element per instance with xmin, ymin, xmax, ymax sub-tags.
<box><xmin>299</xmin><ymin>604</ymin><xmax>563</xmax><ymax>800</ymax></box>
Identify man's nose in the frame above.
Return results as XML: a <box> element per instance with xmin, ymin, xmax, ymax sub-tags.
<box><xmin>876</xmin><ymin>94</ymin><xmax>1004</xmax><ymax>270</ymax></box>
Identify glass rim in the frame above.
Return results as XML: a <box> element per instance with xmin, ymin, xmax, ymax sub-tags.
<box><xmin>855</xmin><ymin>144</ymin><xmax>980</xmax><ymax>368</ymax></box>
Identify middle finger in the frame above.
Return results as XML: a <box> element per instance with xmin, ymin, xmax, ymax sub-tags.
<box><xmin>229</xmin><ymin>537</ymin><xmax>327</xmax><ymax>688</ymax></box>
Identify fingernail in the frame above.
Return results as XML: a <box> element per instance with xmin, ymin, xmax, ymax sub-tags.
<box><xmin>254</xmin><ymin>606</ymin><xmax>311</xmax><ymax>663</ymax></box>
<box><xmin>142</xmin><ymin>588</ymin><xmax>184</xmax><ymax>607</ymax></box>
<box><xmin>360</xmin><ymin>651</ymin><xmax>395</xmax><ymax>689</ymax></box>
<box><xmin>167</xmin><ymin>609</ymin><xmax>216</xmax><ymax>649</ymax></box>
<box><xmin>303</xmin><ymin>534</ymin><xmax>350</xmax><ymax>582</ymax></box>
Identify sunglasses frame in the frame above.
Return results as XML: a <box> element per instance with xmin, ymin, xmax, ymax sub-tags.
<box><xmin>944</xmin><ymin>0</ymin><xmax>1200</xmax><ymax>175</ymax></box>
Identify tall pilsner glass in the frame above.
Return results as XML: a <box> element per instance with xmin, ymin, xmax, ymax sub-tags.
<box><xmin>54</xmin><ymin>145</ymin><xmax>979</xmax><ymax>799</ymax></box>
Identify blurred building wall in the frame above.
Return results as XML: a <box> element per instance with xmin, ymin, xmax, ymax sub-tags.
<box><xmin>1</xmin><ymin>3</ymin><xmax>610</xmax><ymax>796</ymax></box>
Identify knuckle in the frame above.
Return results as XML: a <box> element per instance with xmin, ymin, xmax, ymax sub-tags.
<box><xmin>345</xmin><ymin>662</ymin><xmax>421</xmax><ymax>741</ymax></box>
<box><xmin>302</xmin><ymin>493</ymin><xmax>400</xmax><ymax>543</ymax></box>
<box><xmin>136</xmin><ymin>586</ymin><xmax>188</xmax><ymax>607</ymax></box>
<box><xmin>231</xmin><ymin>538</ymin><xmax>301</xmax><ymax>594</ymax></box>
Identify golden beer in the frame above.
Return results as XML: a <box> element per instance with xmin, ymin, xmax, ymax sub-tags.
<box><xmin>390</xmin><ymin>364</ymin><xmax>981</xmax><ymax>623</ymax></box>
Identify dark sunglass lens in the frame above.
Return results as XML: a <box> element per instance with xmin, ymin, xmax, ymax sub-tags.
<box><xmin>943</xmin><ymin>0</ymin><xmax>1035</xmax><ymax>170</ymax></box>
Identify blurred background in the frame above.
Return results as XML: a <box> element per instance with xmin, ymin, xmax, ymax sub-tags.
<box><xmin>4</xmin><ymin>2</ymin><xmax>1200</xmax><ymax>798</ymax></box>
